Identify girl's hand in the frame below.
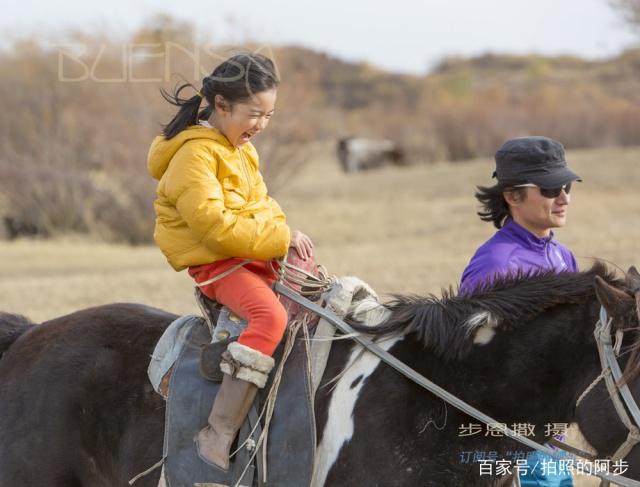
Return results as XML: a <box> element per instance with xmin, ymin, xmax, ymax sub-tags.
<box><xmin>289</xmin><ymin>229</ymin><xmax>314</xmax><ymax>261</ymax></box>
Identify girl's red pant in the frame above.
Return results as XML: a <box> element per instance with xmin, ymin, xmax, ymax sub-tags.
<box><xmin>188</xmin><ymin>258</ymin><xmax>287</xmax><ymax>357</ymax></box>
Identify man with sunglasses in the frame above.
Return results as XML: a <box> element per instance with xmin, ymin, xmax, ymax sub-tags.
<box><xmin>461</xmin><ymin>136</ymin><xmax>581</xmax><ymax>295</ymax></box>
<box><xmin>460</xmin><ymin>136</ymin><xmax>581</xmax><ymax>487</ymax></box>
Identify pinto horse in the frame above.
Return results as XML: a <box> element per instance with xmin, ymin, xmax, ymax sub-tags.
<box><xmin>1</xmin><ymin>263</ymin><xmax>639</xmax><ymax>487</ymax></box>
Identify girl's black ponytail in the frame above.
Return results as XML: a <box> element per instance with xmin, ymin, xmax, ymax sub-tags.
<box><xmin>160</xmin><ymin>82</ymin><xmax>203</xmax><ymax>139</ymax></box>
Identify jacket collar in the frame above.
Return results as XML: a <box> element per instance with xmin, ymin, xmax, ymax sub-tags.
<box><xmin>147</xmin><ymin>124</ymin><xmax>239</xmax><ymax>180</ymax></box>
<box><xmin>502</xmin><ymin>217</ymin><xmax>557</xmax><ymax>251</ymax></box>
<box><xmin>198</xmin><ymin>121</ymin><xmax>236</xmax><ymax>150</ymax></box>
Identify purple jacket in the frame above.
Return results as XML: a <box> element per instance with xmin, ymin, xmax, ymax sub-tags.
<box><xmin>460</xmin><ymin>218</ymin><xmax>578</xmax><ymax>294</ymax></box>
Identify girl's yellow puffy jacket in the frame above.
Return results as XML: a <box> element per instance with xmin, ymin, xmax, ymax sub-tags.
<box><xmin>147</xmin><ymin>125</ymin><xmax>291</xmax><ymax>271</ymax></box>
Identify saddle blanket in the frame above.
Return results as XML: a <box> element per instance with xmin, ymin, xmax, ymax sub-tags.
<box><xmin>147</xmin><ymin>277</ymin><xmax>383</xmax><ymax>487</ymax></box>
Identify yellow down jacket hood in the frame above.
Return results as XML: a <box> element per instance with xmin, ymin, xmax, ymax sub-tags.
<box><xmin>147</xmin><ymin>125</ymin><xmax>290</xmax><ymax>271</ymax></box>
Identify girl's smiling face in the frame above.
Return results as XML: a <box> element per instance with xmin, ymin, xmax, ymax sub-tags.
<box><xmin>211</xmin><ymin>88</ymin><xmax>277</xmax><ymax>147</ymax></box>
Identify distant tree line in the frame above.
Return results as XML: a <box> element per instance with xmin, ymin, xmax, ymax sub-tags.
<box><xmin>0</xmin><ymin>14</ymin><xmax>639</xmax><ymax>243</ymax></box>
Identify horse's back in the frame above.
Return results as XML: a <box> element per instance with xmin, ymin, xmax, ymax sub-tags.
<box><xmin>0</xmin><ymin>303</ymin><xmax>176</xmax><ymax>487</ymax></box>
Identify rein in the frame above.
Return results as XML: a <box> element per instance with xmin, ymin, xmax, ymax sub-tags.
<box><xmin>194</xmin><ymin>256</ymin><xmax>333</xmax><ymax>295</ymax></box>
<box><xmin>275</xmin><ymin>282</ymin><xmax>640</xmax><ymax>487</ymax></box>
<box><xmin>269</xmin><ymin>258</ymin><xmax>333</xmax><ymax>296</ymax></box>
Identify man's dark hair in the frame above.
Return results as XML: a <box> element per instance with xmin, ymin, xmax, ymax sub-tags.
<box><xmin>475</xmin><ymin>184</ymin><xmax>528</xmax><ymax>229</ymax></box>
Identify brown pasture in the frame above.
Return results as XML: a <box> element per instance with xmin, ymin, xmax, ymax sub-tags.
<box><xmin>1</xmin><ymin>146</ymin><xmax>638</xmax><ymax>486</ymax></box>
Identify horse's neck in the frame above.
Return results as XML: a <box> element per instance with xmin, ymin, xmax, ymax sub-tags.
<box><xmin>468</xmin><ymin>302</ymin><xmax>602</xmax><ymax>425</ymax></box>
<box><xmin>387</xmin><ymin>303</ymin><xmax>599</xmax><ymax>425</ymax></box>
<box><xmin>316</xmin><ymin>299</ymin><xmax>601</xmax><ymax>434</ymax></box>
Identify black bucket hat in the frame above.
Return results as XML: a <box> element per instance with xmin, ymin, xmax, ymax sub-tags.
<box><xmin>493</xmin><ymin>136</ymin><xmax>582</xmax><ymax>188</ymax></box>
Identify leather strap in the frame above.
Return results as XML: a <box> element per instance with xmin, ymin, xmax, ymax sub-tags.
<box><xmin>274</xmin><ymin>282</ymin><xmax>640</xmax><ymax>487</ymax></box>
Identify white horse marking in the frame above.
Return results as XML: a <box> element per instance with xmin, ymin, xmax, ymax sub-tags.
<box><xmin>311</xmin><ymin>334</ymin><xmax>401</xmax><ymax>487</ymax></box>
<box><xmin>465</xmin><ymin>311</ymin><xmax>499</xmax><ymax>345</ymax></box>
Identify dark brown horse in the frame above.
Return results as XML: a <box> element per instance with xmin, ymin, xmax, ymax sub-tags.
<box><xmin>1</xmin><ymin>263</ymin><xmax>639</xmax><ymax>486</ymax></box>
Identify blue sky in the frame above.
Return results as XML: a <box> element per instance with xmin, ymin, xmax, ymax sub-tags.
<box><xmin>1</xmin><ymin>0</ymin><xmax>638</xmax><ymax>73</ymax></box>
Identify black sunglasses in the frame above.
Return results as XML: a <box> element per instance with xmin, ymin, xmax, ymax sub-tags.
<box><xmin>511</xmin><ymin>182</ymin><xmax>573</xmax><ymax>199</ymax></box>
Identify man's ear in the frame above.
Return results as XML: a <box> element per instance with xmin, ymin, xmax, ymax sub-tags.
<box><xmin>503</xmin><ymin>191</ymin><xmax>520</xmax><ymax>207</ymax></box>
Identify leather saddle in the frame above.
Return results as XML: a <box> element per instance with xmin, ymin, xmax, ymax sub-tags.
<box><xmin>163</xmin><ymin>273</ymin><xmax>320</xmax><ymax>487</ymax></box>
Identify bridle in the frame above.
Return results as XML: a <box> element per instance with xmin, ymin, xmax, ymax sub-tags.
<box><xmin>575</xmin><ymin>305</ymin><xmax>640</xmax><ymax>487</ymax></box>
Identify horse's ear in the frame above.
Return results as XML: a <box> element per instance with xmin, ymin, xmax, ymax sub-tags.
<box><xmin>626</xmin><ymin>266</ymin><xmax>640</xmax><ymax>293</ymax></box>
<box><xmin>625</xmin><ymin>266</ymin><xmax>640</xmax><ymax>322</ymax></box>
<box><xmin>594</xmin><ymin>276</ymin><xmax>635</xmax><ymax>320</ymax></box>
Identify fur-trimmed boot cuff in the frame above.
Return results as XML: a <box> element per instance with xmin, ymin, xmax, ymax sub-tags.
<box><xmin>219</xmin><ymin>342</ymin><xmax>275</xmax><ymax>388</ymax></box>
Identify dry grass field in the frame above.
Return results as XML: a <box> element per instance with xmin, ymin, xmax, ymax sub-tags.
<box><xmin>2</xmin><ymin>145</ymin><xmax>638</xmax><ymax>322</ymax></box>
<box><xmin>1</xmin><ymin>145</ymin><xmax>638</xmax><ymax>486</ymax></box>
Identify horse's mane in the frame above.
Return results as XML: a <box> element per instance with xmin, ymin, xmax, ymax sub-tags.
<box><xmin>0</xmin><ymin>312</ymin><xmax>35</xmax><ymax>359</ymax></box>
<box><xmin>350</xmin><ymin>262</ymin><xmax>621</xmax><ymax>362</ymax></box>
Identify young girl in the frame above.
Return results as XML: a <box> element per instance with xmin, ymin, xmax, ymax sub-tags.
<box><xmin>147</xmin><ymin>53</ymin><xmax>314</xmax><ymax>470</ymax></box>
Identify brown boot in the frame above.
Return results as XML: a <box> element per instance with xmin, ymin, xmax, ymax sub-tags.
<box><xmin>196</xmin><ymin>373</ymin><xmax>258</xmax><ymax>470</ymax></box>
<box><xmin>196</xmin><ymin>342</ymin><xmax>275</xmax><ymax>470</ymax></box>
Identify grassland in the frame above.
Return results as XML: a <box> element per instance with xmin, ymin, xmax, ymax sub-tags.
<box><xmin>2</xmin><ymin>145</ymin><xmax>638</xmax><ymax>323</ymax></box>
<box><xmin>1</xmin><ymin>146</ymin><xmax>638</xmax><ymax>486</ymax></box>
